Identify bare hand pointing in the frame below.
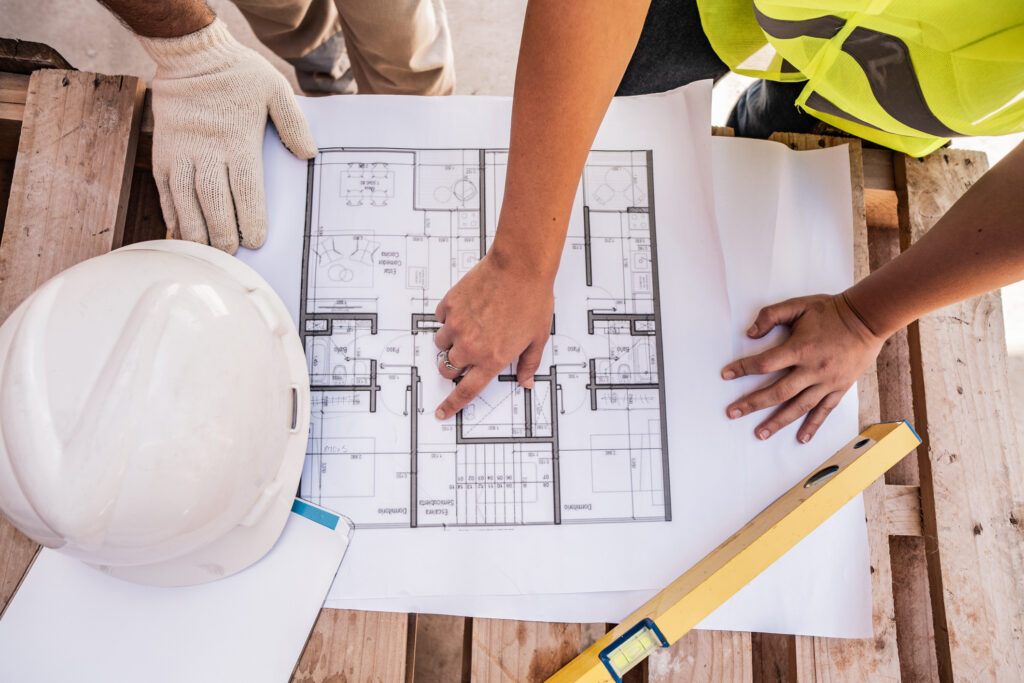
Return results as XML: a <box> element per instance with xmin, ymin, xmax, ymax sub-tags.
<box><xmin>433</xmin><ymin>250</ymin><xmax>555</xmax><ymax>420</ymax></box>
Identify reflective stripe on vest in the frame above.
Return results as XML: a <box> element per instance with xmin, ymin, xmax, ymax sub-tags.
<box><xmin>753</xmin><ymin>7</ymin><xmax>961</xmax><ymax>137</ymax></box>
<box><xmin>751</xmin><ymin>5</ymin><xmax>842</xmax><ymax>41</ymax></box>
<box><xmin>805</xmin><ymin>92</ymin><xmax>882</xmax><ymax>131</ymax></box>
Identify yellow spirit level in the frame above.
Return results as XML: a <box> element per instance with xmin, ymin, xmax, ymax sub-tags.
<box><xmin>548</xmin><ymin>421</ymin><xmax>921</xmax><ymax>683</ymax></box>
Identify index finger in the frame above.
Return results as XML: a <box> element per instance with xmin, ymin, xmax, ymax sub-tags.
<box><xmin>435</xmin><ymin>367</ymin><xmax>492</xmax><ymax>420</ymax></box>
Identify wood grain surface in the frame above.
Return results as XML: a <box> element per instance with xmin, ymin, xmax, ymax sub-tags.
<box><xmin>292</xmin><ymin>610</ymin><xmax>410</xmax><ymax>683</ymax></box>
<box><xmin>470</xmin><ymin>620</ymin><xmax>581</xmax><ymax>682</ymax></box>
<box><xmin>649</xmin><ymin>630</ymin><xmax>752</xmax><ymax>682</ymax></box>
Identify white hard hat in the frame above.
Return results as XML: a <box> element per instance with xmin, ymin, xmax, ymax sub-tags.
<box><xmin>0</xmin><ymin>240</ymin><xmax>309</xmax><ymax>586</ymax></box>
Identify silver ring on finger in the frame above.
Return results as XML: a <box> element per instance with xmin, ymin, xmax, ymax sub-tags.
<box><xmin>437</xmin><ymin>348</ymin><xmax>467</xmax><ymax>373</ymax></box>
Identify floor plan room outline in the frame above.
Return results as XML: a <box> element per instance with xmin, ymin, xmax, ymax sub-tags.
<box><xmin>299</xmin><ymin>147</ymin><xmax>671</xmax><ymax>530</ymax></box>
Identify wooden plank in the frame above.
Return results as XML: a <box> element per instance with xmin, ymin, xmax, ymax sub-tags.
<box><xmin>465</xmin><ymin>598</ymin><xmax>601</xmax><ymax>682</ymax></box>
<box><xmin>769</xmin><ymin>132</ymin><xmax>901</xmax><ymax>683</ymax></box>
<box><xmin>293</xmin><ymin>610</ymin><xmax>409</xmax><ymax>683</ymax></box>
<box><xmin>754</xmin><ymin>633</ymin><xmax>795</xmax><ymax>682</ymax></box>
<box><xmin>0</xmin><ymin>69</ymin><xmax>144</xmax><ymax>319</ymax></box>
<box><xmin>409</xmin><ymin>614</ymin><xmax>467</xmax><ymax>683</ymax></box>
<box><xmin>0</xmin><ymin>73</ymin><xmax>155</xmax><ymax>169</ymax></box>
<box><xmin>0</xmin><ymin>69</ymin><xmax>144</xmax><ymax>611</ymax></box>
<box><xmin>889</xmin><ymin>535</ymin><xmax>938</xmax><ymax>681</ymax></box>
<box><xmin>470</xmin><ymin>619</ymin><xmax>580</xmax><ymax>682</ymax></box>
<box><xmin>885</xmin><ymin>484</ymin><xmax>922</xmax><ymax>537</ymax></box>
<box><xmin>896</xmin><ymin>149</ymin><xmax>1024</xmax><ymax>681</ymax></box>
<box><xmin>649</xmin><ymin>630</ymin><xmax>752</xmax><ymax>682</ymax></box>
<box><xmin>0</xmin><ymin>38</ymin><xmax>74</xmax><ymax>75</ymax></box>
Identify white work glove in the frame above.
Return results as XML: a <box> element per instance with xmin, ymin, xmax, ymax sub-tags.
<box><xmin>139</xmin><ymin>19</ymin><xmax>318</xmax><ymax>253</ymax></box>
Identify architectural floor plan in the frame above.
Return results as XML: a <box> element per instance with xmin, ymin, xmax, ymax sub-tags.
<box><xmin>299</xmin><ymin>148</ymin><xmax>670</xmax><ymax>529</ymax></box>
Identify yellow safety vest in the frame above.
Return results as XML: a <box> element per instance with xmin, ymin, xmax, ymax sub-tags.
<box><xmin>697</xmin><ymin>0</ymin><xmax>1024</xmax><ymax>156</ymax></box>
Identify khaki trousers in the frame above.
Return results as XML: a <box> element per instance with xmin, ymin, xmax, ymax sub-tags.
<box><xmin>231</xmin><ymin>0</ymin><xmax>454</xmax><ymax>95</ymax></box>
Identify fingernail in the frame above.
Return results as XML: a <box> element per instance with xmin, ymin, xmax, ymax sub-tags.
<box><xmin>746</xmin><ymin>324</ymin><xmax>758</xmax><ymax>336</ymax></box>
<box><xmin>799</xmin><ymin>433</ymin><xmax>810</xmax><ymax>444</ymax></box>
<box><xmin>728</xmin><ymin>408</ymin><xmax>742</xmax><ymax>419</ymax></box>
<box><xmin>721</xmin><ymin>369</ymin><xmax>735</xmax><ymax>380</ymax></box>
<box><xmin>521</xmin><ymin>378</ymin><xmax>535</xmax><ymax>389</ymax></box>
<box><xmin>435</xmin><ymin>408</ymin><xmax>446</xmax><ymax>420</ymax></box>
<box><xmin>757</xmin><ymin>429</ymin><xmax>770</xmax><ymax>440</ymax></box>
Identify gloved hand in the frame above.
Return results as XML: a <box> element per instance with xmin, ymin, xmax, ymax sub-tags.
<box><xmin>139</xmin><ymin>19</ymin><xmax>318</xmax><ymax>253</ymax></box>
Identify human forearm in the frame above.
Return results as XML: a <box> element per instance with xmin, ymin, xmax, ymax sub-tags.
<box><xmin>491</xmin><ymin>0</ymin><xmax>651</xmax><ymax>277</ymax></box>
<box><xmin>431</xmin><ymin>0</ymin><xmax>650</xmax><ymax>418</ymax></box>
<box><xmin>847</xmin><ymin>141</ymin><xmax>1024</xmax><ymax>335</ymax></box>
<box><xmin>98</xmin><ymin>0</ymin><xmax>214</xmax><ymax>38</ymax></box>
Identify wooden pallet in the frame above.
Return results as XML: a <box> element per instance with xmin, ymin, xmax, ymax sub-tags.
<box><xmin>1</xmin><ymin>48</ymin><xmax>1022</xmax><ymax>683</ymax></box>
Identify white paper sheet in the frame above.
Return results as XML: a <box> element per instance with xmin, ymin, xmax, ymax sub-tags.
<box><xmin>0</xmin><ymin>501</ymin><xmax>353</xmax><ymax>683</ymax></box>
<box><xmin>239</xmin><ymin>84</ymin><xmax>871</xmax><ymax>637</ymax></box>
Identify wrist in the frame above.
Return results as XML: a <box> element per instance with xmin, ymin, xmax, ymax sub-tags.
<box><xmin>487</xmin><ymin>236</ymin><xmax>561</xmax><ymax>284</ymax></box>
<box><xmin>102</xmin><ymin>0</ymin><xmax>215</xmax><ymax>39</ymax></box>
<box><xmin>833</xmin><ymin>291</ymin><xmax>886</xmax><ymax>346</ymax></box>
<box><xmin>839</xmin><ymin>287</ymin><xmax>901</xmax><ymax>340</ymax></box>
<box><xmin>138</xmin><ymin>19</ymin><xmax>242</xmax><ymax>76</ymax></box>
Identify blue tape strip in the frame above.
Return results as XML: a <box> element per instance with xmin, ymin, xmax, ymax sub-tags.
<box><xmin>291</xmin><ymin>498</ymin><xmax>339</xmax><ymax>530</ymax></box>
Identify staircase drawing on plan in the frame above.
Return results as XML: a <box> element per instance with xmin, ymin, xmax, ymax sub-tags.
<box><xmin>299</xmin><ymin>148</ymin><xmax>670</xmax><ymax>529</ymax></box>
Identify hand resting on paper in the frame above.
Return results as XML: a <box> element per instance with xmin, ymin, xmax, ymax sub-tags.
<box><xmin>720</xmin><ymin>293</ymin><xmax>884</xmax><ymax>444</ymax></box>
<box><xmin>433</xmin><ymin>250</ymin><xmax>555</xmax><ymax>421</ymax></box>
<box><xmin>720</xmin><ymin>143</ymin><xmax>1024</xmax><ymax>444</ymax></box>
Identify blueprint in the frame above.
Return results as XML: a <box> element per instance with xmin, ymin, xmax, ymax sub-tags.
<box><xmin>240</xmin><ymin>83</ymin><xmax>873</xmax><ymax>636</ymax></box>
<box><xmin>300</xmin><ymin>148</ymin><xmax>669</xmax><ymax>529</ymax></box>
